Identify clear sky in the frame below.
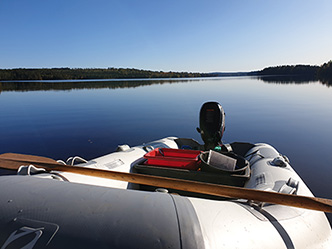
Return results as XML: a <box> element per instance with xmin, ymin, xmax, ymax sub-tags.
<box><xmin>1</xmin><ymin>0</ymin><xmax>331</xmax><ymax>72</ymax></box>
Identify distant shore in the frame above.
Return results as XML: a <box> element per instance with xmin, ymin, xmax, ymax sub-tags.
<box><xmin>0</xmin><ymin>60</ymin><xmax>331</xmax><ymax>82</ymax></box>
<box><xmin>0</xmin><ymin>68</ymin><xmax>208</xmax><ymax>81</ymax></box>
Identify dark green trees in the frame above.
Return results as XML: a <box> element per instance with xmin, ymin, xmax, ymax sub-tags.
<box><xmin>0</xmin><ymin>68</ymin><xmax>202</xmax><ymax>81</ymax></box>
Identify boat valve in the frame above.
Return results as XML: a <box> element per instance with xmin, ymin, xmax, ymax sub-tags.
<box><xmin>271</xmin><ymin>156</ymin><xmax>288</xmax><ymax>167</ymax></box>
<box><xmin>278</xmin><ymin>178</ymin><xmax>299</xmax><ymax>195</ymax></box>
<box><xmin>155</xmin><ymin>188</ymin><xmax>169</xmax><ymax>193</ymax></box>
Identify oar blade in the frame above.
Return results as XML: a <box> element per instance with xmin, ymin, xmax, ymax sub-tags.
<box><xmin>0</xmin><ymin>153</ymin><xmax>60</xmax><ymax>165</ymax></box>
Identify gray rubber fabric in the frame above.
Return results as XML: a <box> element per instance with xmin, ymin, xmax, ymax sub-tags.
<box><xmin>171</xmin><ymin>194</ymin><xmax>205</xmax><ymax>249</ymax></box>
<box><xmin>0</xmin><ymin>175</ymin><xmax>204</xmax><ymax>249</ymax></box>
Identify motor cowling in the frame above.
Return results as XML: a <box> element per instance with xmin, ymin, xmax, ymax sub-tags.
<box><xmin>197</xmin><ymin>102</ymin><xmax>225</xmax><ymax>150</ymax></box>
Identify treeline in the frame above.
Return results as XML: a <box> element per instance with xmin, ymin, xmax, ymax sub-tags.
<box><xmin>252</xmin><ymin>61</ymin><xmax>332</xmax><ymax>80</ymax></box>
<box><xmin>1</xmin><ymin>61</ymin><xmax>331</xmax><ymax>82</ymax></box>
<box><xmin>319</xmin><ymin>61</ymin><xmax>332</xmax><ymax>80</ymax></box>
<box><xmin>0</xmin><ymin>68</ymin><xmax>205</xmax><ymax>81</ymax></box>
<box><xmin>253</xmin><ymin>65</ymin><xmax>319</xmax><ymax>77</ymax></box>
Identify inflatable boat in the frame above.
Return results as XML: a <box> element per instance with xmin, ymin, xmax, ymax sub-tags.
<box><xmin>0</xmin><ymin>102</ymin><xmax>331</xmax><ymax>249</ymax></box>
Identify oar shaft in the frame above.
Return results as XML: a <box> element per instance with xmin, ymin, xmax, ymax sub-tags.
<box><xmin>10</xmin><ymin>160</ymin><xmax>332</xmax><ymax>213</ymax></box>
<box><xmin>1</xmin><ymin>153</ymin><xmax>332</xmax><ymax>213</ymax></box>
<box><xmin>56</xmin><ymin>165</ymin><xmax>332</xmax><ymax>213</ymax></box>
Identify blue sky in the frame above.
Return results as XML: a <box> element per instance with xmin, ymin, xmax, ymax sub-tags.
<box><xmin>1</xmin><ymin>0</ymin><xmax>331</xmax><ymax>72</ymax></box>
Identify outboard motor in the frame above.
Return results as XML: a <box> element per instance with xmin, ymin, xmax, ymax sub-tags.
<box><xmin>197</xmin><ymin>102</ymin><xmax>225</xmax><ymax>150</ymax></box>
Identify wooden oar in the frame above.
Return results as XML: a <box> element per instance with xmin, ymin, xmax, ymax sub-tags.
<box><xmin>0</xmin><ymin>153</ymin><xmax>61</xmax><ymax>170</ymax></box>
<box><xmin>1</xmin><ymin>153</ymin><xmax>332</xmax><ymax>213</ymax></box>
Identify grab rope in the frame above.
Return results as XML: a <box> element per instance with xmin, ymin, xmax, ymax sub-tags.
<box><xmin>57</xmin><ymin>156</ymin><xmax>88</xmax><ymax>166</ymax></box>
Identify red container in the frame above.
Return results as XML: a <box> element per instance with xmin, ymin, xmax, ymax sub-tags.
<box><xmin>144</xmin><ymin>148</ymin><xmax>201</xmax><ymax>170</ymax></box>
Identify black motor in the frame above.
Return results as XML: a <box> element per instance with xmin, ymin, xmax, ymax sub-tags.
<box><xmin>197</xmin><ymin>102</ymin><xmax>225</xmax><ymax>150</ymax></box>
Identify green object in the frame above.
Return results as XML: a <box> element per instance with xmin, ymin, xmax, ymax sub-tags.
<box><xmin>214</xmin><ymin>146</ymin><xmax>222</xmax><ymax>152</ymax></box>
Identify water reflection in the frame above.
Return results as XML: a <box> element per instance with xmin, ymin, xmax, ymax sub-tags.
<box><xmin>257</xmin><ymin>75</ymin><xmax>317</xmax><ymax>84</ymax></box>
<box><xmin>320</xmin><ymin>78</ymin><xmax>332</xmax><ymax>87</ymax></box>
<box><xmin>0</xmin><ymin>78</ymin><xmax>202</xmax><ymax>92</ymax></box>
<box><xmin>1</xmin><ymin>76</ymin><xmax>332</xmax><ymax>93</ymax></box>
<box><xmin>258</xmin><ymin>75</ymin><xmax>332</xmax><ymax>87</ymax></box>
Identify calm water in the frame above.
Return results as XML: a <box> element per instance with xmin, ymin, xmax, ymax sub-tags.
<box><xmin>1</xmin><ymin>77</ymin><xmax>332</xmax><ymax>223</ymax></box>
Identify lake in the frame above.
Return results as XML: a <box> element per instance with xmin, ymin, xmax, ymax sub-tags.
<box><xmin>1</xmin><ymin>76</ymin><xmax>331</xmax><ymax>223</ymax></box>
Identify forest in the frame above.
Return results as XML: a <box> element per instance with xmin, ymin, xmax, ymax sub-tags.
<box><xmin>318</xmin><ymin>61</ymin><xmax>332</xmax><ymax>81</ymax></box>
<box><xmin>0</xmin><ymin>68</ymin><xmax>205</xmax><ymax>81</ymax></box>
<box><xmin>252</xmin><ymin>65</ymin><xmax>319</xmax><ymax>76</ymax></box>
<box><xmin>249</xmin><ymin>61</ymin><xmax>332</xmax><ymax>85</ymax></box>
<box><xmin>252</xmin><ymin>61</ymin><xmax>332</xmax><ymax>79</ymax></box>
<box><xmin>0</xmin><ymin>61</ymin><xmax>331</xmax><ymax>83</ymax></box>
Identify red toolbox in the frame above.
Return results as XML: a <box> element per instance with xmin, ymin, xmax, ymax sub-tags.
<box><xmin>143</xmin><ymin>148</ymin><xmax>201</xmax><ymax>170</ymax></box>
